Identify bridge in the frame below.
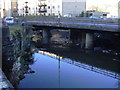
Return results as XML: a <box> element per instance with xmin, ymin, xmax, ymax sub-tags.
<box><xmin>22</xmin><ymin>17</ymin><xmax>120</xmax><ymax>32</ymax></box>
<box><xmin>23</xmin><ymin>17</ymin><xmax>119</xmax><ymax>50</ymax></box>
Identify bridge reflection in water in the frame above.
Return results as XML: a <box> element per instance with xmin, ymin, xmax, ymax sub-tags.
<box><xmin>18</xmin><ymin>48</ymin><xmax>119</xmax><ymax>88</ymax></box>
<box><xmin>38</xmin><ymin>50</ymin><xmax>120</xmax><ymax>80</ymax></box>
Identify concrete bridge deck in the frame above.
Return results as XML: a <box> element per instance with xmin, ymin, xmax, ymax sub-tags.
<box><xmin>19</xmin><ymin>17</ymin><xmax>120</xmax><ymax>32</ymax></box>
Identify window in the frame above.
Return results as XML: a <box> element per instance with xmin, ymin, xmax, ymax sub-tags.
<box><xmin>103</xmin><ymin>14</ymin><xmax>107</xmax><ymax>16</ymax></box>
<box><xmin>53</xmin><ymin>6</ymin><xmax>55</xmax><ymax>9</ymax></box>
<box><xmin>48</xmin><ymin>6</ymin><xmax>50</xmax><ymax>9</ymax></box>
<box><xmin>90</xmin><ymin>13</ymin><xmax>93</xmax><ymax>16</ymax></box>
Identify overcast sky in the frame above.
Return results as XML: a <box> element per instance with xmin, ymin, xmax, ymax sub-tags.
<box><xmin>86</xmin><ymin>0</ymin><xmax>120</xmax><ymax>16</ymax></box>
<box><xmin>86</xmin><ymin>0</ymin><xmax>120</xmax><ymax>6</ymax></box>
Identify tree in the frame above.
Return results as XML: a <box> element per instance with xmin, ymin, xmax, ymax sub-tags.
<box><xmin>79</xmin><ymin>11</ymin><xmax>89</xmax><ymax>17</ymax></box>
<box><xmin>80</xmin><ymin>11</ymin><xmax>84</xmax><ymax>17</ymax></box>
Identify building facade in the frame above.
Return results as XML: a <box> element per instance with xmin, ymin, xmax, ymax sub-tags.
<box><xmin>17</xmin><ymin>0</ymin><xmax>86</xmax><ymax>17</ymax></box>
<box><xmin>86</xmin><ymin>0</ymin><xmax>120</xmax><ymax>18</ymax></box>
<box><xmin>0</xmin><ymin>0</ymin><xmax>11</xmax><ymax>18</ymax></box>
<box><xmin>11</xmin><ymin>0</ymin><xmax>18</xmax><ymax>16</ymax></box>
<box><xmin>118</xmin><ymin>1</ymin><xmax>120</xmax><ymax>18</ymax></box>
<box><xmin>0</xmin><ymin>0</ymin><xmax>3</xmax><ymax>18</ymax></box>
<box><xmin>87</xmin><ymin>11</ymin><xmax>109</xmax><ymax>18</ymax></box>
<box><xmin>17</xmin><ymin>0</ymin><xmax>39</xmax><ymax>16</ymax></box>
<box><xmin>62</xmin><ymin>0</ymin><xmax>86</xmax><ymax>17</ymax></box>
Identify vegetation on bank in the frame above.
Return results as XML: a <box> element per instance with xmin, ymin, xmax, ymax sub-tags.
<box><xmin>9</xmin><ymin>25</ymin><xmax>23</xmax><ymax>35</ymax></box>
<box><xmin>79</xmin><ymin>11</ymin><xmax>89</xmax><ymax>17</ymax></box>
<box><xmin>9</xmin><ymin>24</ymin><xmax>33</xmax><ymax>61</ymax></box>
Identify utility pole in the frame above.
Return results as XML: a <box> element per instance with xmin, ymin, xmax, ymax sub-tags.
<box><xmin>51</xmin><ymin>0</ymin><xmax>52</xmax><ymax>15</ymax></box>
<box><xmin>58</xmin><ymin>0</ymin><xmax>60</xmax><ymax>25</ymax></box>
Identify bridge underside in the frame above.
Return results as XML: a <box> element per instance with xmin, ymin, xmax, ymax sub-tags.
<box><xmin>32</xmin><ymin>24</ymin><xmax>120</xmax><ymax>50</ymax></box>
<box><xmin>32</xmin><ymin>24</ymin><xmax>120</xmax><ymax>33</ymax></box>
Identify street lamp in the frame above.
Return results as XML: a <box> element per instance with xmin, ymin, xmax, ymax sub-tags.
<box><xmin>22</xmin><ymin>8</ymin><xmax>24</xmax><ymax>16</ymax></box>
<box><xmin>36</xmin><ymin>7</ymin><xmax>38</xmax><ymax>15</ymax></box>
<box><xmin>58</xmin><ymin>4</ymin><xmax>60</xmax><ymax>25</ymax></box>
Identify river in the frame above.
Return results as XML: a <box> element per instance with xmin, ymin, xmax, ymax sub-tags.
<box><xmin>17</xmin><ymin>47</ymin><xmax>120</xmax><ymax>88</ymax></box>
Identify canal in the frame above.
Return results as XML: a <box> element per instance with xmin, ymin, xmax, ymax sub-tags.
<box><xmin>16</xmin><ymin>47</ymin><xmax>120</xmax><ymax>88</ymax></box>
<box><xmin>2</xmin><ymin>24</ymin><xmax>120</xmax><ymax>88</ymax></box>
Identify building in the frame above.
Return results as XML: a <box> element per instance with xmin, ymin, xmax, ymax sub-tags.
<box><xmin>118</xmin><ymin>1</ymin><xmax>120</xmax><ymax>18</ymax></box>
<box><xmin>17</xmin><ymin>0</ymin><xmax>39</xmax><ymax>16</ymax></box>
<box><xmin>0</xmin><ymin>0</ymin><xmax>3</xmax><ymax>18</ymax></box>
<box><xmin>17</xmin><ymin>0</ymin><xmax>86</xmax><ymax>17</ymax></box>
<box><xmin>46</xmin><ymin>0</ymin><xmax>61</xmax><ymax>16</ymax></box>
<box><xmin>11</xmin><ymin>0</ymin><xmax>18</xmax><ymax>16</ymax></box>
<box><xmin>87</xmin><ymin>11</ymin><xmax>109</xmax><ymax>18</ymax></box>
<box><xmin>0</xmin><ymin>0</ymin><xmax>11</xmax><ymax>18</ymax></box>
<box><xmin>0</xmin><ymin>0</ymin><xmax>6</xmax><ymax>18</ymax></box>
<box><xmin>62</xmin><ymin>0</ymin><xmax>86</xmax><ymax>17</ymax></box>
<box><xmin>86</xmin><ymin>0</ymin><xmax>119</xmax><ymax>18</ymax></box>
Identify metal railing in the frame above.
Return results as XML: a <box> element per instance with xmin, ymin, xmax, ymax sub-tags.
<box><xmin>62</xmin><ymin>58</ymin><xmax>120</xmax><ymax>80</ymax></box>
<box><xmin>19</xmin><ymin>17</ymin><xmax>119</xmax><ymax>32</ymax></box>
<box><xmin>38</xmin><ymin>50</ymin><xmax>120</xmax><ymax>80</ymax></box>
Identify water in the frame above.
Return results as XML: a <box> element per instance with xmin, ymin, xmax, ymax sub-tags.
<box><xmin>18</xmin><ymin>48</ymin><xmax>119</xmax><ymax>88</ymax></box>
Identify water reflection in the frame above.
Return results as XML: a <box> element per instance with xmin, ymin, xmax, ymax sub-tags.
<box><xmin>18</xmin><ymin>51</ymin><xmax>119</xmax><ymax>88</ymax></box>
<box><xmin>38</xmin><ymin>50</ymin><xmax>120</xmax><ymax>80</ymax></box>
<box><xmin>8</xmin><ymin>57</ymin><xmax>35</xmax><ymax>88</ymax></box>
<box><xmin>45</xmin><ymin>47</ymin><xmax>120</xmax><ymax>74</ymax></box>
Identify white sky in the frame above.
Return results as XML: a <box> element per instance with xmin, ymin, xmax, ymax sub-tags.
<box><xmin>86</xmin><ymin>0</ymin><xmax>120</xmax><ymax>7</ymax></box>
<box><xmin>11</xmin><ymin>0</ymin><xmax>120</xmax><ymax>17</ymax></box>
<box><xmin>86</xmin><ymin>0</ymin><xmax>120</xmax><ymax>17</ymax></box>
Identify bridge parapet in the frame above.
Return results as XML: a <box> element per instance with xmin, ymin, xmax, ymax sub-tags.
<box><xmin>23</xmin><ymin>17</ymin><xmax>119</xmax><ymax>32</ymax></box>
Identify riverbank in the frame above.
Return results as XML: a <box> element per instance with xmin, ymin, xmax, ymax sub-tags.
<box><xmin>0</xmin><ymin>69</ymin><xmax>13</xmax><ymax>89</ymax></box>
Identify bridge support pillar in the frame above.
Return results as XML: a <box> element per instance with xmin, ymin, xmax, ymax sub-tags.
<box><xmin>85</xmin><ymin>33</ymin><xmax>93</xmax><ymax>49</ymax></box>
<box><xmin>42</xmin><ymin>29</ymin><xmax>50</xmax><ymax>44</ymax></box>
<box><xmin>81</xmin><ymin>32</ymin><xmax>86</xmax><ymax>49</ymax></box>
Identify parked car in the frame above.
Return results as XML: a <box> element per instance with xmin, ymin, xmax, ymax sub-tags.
<box><xmin>5</xmin><ymin>17</ymin><xmax>14</xmax><ymax>25</ymax></box>
<box><xmin>63</xmin><ymin>14</ymin><xmax>72</xmax><ymax>18</ymax></box>
<box><xmin>89</xmin><ymin>16</ymin><xmax>99</xmax><ymax>19</ymax></box>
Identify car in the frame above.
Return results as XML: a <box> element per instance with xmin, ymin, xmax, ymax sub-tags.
<box><xmin>63</xmin><ymin>14</ymin><xmax>72</xmax><ymax>18</ymax></box>
<box><xmin>5</xmin><ymin>17</ymin><xmax>14</xmax><ymax>25</ymax></box>
<box><xmin>89</xmin><ymin>16</ymin><xmax>99</xmax><ymax>19</ymax></box>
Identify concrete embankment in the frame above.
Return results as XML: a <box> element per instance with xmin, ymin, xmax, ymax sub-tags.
<box><xmin>0</xmin><ymin>69</ymin><xmax>14</xmax><ymax>89</ymax></box>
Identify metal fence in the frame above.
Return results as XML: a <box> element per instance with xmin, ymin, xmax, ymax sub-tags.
<box><xmin>38</xmin><ymin>50</ymin><xmax>120</xmax><ymax>80</ymax></box>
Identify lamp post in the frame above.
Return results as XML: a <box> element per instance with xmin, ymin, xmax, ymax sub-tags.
<box><xmin>36</xmin><ymin>7</ymin><xmax>37</xmax><ymax>15</ymax></box>
<box><xmin>58</xmin><ymin>3</ymin><xmax>60</xmax><ymax>25</ymax></box>
<box><xmin>22</xmin><ymin>8</ymin><xmax>24</xmax><ymax>16</ymax></box>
